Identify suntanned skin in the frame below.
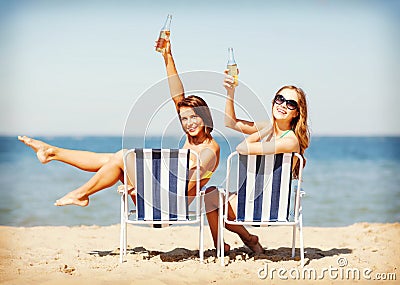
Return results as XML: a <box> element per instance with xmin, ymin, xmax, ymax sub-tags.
<box><xmin>17</xmin><ymin>38</ymin><xmax>264</xmax><ymax>254</ymax></box>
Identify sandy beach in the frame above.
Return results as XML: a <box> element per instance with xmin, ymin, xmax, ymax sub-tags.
<box><xmin>0</xmin><ymin>223</ymin><xmax>398</xmax><ymax>284</ymax></box>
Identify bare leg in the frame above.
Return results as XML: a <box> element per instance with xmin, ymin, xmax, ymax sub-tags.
<box><xmin>54</xmin><ymin>150</ymin><xmax>125</xmax><ymax>206</ymax></box>
<box><xmin>205</xmin><ymin>186</ymin><xmax>264</xmax><ymax>254</ymax></box>
<box><xmin>18</xmin><ymin>136</ymin><xmax>114</xmax><ymax>172</ymax></box>
<box><xmin>206</xmin><ymin>202</ymin><xmax>231</xmax><ymax>253</ymax></box>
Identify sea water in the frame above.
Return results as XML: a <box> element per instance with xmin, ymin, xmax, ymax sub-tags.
<box><xmin>0</xmin><ymin>136</ymin><xmax>399</xmax><ymax>227</ymax></box>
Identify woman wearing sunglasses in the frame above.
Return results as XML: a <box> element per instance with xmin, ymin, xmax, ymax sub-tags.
<box><xmin>224</xmin><ymin>74</ymin><xmax>310</xmax><ymax>180</ymax></box>
<box><xmin>204</xmin><ymin>70</ymin><xmax>310</xmax><ymax>254</ymax></box>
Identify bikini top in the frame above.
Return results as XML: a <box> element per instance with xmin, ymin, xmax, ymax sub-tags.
<box><xmin>189</xmin><ymin>160</ymin><xmax>214</xmax><ymax>179</ymax></box>
<box><xmin>280</xmin><ymin>129</ymin><xmax>292</xmax><ymax>138</ymax></box>
<box><xmin>264</xmin><ymin>129</ymin><xmax>292</xmax><ymax>142</ymax></box>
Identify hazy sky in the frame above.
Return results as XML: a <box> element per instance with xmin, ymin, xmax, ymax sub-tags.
<box><xmin>1</xmin><ymin>0</ymin><xmax>399</xmax><ymax>136</ymax></box>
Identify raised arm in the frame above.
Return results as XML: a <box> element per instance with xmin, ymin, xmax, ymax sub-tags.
<box><xmin>160</xmin><ymin>38</ymin><xmax>185</xmax><ymax>111</ymax></box>
<box><xmin>223</xmin><ymin>70</ymin><xmax>270</xmax><ymax>134</ymax></box>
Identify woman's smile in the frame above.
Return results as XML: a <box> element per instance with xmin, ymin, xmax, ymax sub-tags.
<box><xmin>276</xmin><ymin>106</ymin><xmax>287</xmax><ymax>115</ymax></box>
<box><xmin>179</xmin><ymin>106</ymin><xmax>205</xmax><ymax>137</ymax></box>
<box><xmin>187</xmin><ymin>125</ymin><xmax>198</xmax><ymax>133</ymax></box>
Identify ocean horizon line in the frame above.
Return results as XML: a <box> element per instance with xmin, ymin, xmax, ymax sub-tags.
<box><xmin>1</xmin><ymin>221</ymin><xmax>399</xmax><ymax>229</ymax></box>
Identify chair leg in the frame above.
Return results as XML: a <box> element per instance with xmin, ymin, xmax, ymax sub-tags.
<box><xmin>218</xmin><ymin>190</ymin><xmax>224</xmax><ymax>266</ymax></box>
<box><xmin>219</xmin><ymin>218</ymin><xmax>224</xmax><ymax>266</ymax></box>
<box><xmin>299</xmin><ymin>215</ymin><xmax>305</xmax><ymax>267</ymax></box>
<box><xmin>199</xmin><ymin>223</ymin><xmax>204</xmax><ymax>262</ymax></box>
<box><xmin>120</xmin><ymin>193</ymin><xmax>125</xmax><ymax>263</ymax></box>
<box><xmin>119</xmin><ymin>227</ymin><xmax>123</xmax><ymax>263</ymax></box>
<box><xmin>199</xmin><ymin>194</ymin><xmax>205</xmax><ymax>263</ymax></box>
<box><xmin>120</xmin><ymin>222</ymin><xmax>126</xmax><ymax>263</ymax></box>
<box><xmin>124</xmin><ymin>196</ymin><xmax>128</xmax><ymax>257</ymax></box>
<box><xmin>217</xmin><ymin>204</ymin><xmax>221</xmax><ymax>258</ymax></box>
<box><xmin>291</xmin><ymin>224</ymin><xmax>296</xmax><ymax>258</ymax></box>
<box><xmin>124</xmin><ymin>221</ymin><xmax>127</xmax><ymax>256</ymax></box>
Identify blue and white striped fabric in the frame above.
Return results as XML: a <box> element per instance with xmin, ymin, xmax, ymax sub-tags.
<box><xmin>236</xmin><ymin>153</ymin><xmax>293</xmax><ymax>222</ymax></box>
<box><xmin>131</xmin><ymin>149</ymin><xmax>191</xmax><ymax>222</ymax></box>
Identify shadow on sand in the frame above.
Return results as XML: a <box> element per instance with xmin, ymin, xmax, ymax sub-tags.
<box><xmin>89</xmin><ymin>246</ymin><xmax>352</xmax><ymax>265</ymax></box>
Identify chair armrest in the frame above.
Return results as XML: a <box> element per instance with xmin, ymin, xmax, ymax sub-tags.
<box><xmin>217</xmin><ymin>187</ymin><xmax>227</xmax><ymax>195</ymax></box>
<box><xmin>294</xmin><ymin>186</ymin><xmax>306</xmax><ymax>197</ymax></box>
<box><xmin>199</xmin><ymin>187</ymin><xmax>207</xmax><ymax>195</ymax></box>
<box><xmin>117</xmin><ymin>185</ymin><xmax>125</xmax><ymax>195</ymax></box>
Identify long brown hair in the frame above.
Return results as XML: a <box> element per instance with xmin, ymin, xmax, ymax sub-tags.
<box><xmin>177</xmin><ymin>95</ymin><xmax>214</xmax><ymax>142</ymax></box>
<box><xmin>274</xmin><ymin>85</ymin><xmax>310</xmax><ymax>179</ymax></box>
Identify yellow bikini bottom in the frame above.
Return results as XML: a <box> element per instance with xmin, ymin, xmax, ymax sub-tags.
<box><xmin>202</xmin><ymin>170</ymin><xmax>213</xmax><ymax>179</ymax></box>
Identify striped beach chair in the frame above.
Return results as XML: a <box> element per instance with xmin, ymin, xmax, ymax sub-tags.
<box><xmin>218</xmin><ymin>152</ymin><xmax>305</xmax><ymax>266</ymax></box>
<box><xmin>119</xmin><ymin>148</ymin><xmax>204</xmax><ymax>263</ymax></box>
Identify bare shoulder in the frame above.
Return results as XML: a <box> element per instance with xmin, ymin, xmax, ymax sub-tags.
<box><xmin>277</xmin><ymin>132</ymin><xmax>300</xmax><ymax>153</ymax></box>
<box><xmin>199</xmin><ymin>140</ymin><xmax>220</xmax><ymax>171</ymax></box>
<box><xmin>186</xmin><ymin>139</ymin><xmax>219</xmax><ymax>158</ymax></box>
<box><xmin>210</xmin><ymin>138</ymin><xmax>220</xmax><ymax>153</ymax></box>
<box><xmin>198</xmin><ymin>139</ymin><xmax>220</xmax><ymax>156</ymax></box>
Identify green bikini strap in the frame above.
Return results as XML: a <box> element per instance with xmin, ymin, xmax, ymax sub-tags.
<box><xmin>279</xmin><ymin>130</ymin><xmax>292</xmax><ymax>138</ymax></box>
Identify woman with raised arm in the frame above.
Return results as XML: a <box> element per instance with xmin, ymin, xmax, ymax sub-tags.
<box><xmin>18</xmin><ymin>38</ymin><xmax>219</xmax><ymax>208</ymax></box>
<box><xmin>205</xmin><ymin>70</ymin><xmax>310</xmax><ymax>254</ymax></box>
<box><xmin>225</xmin><ymin>74</ymin><xmax>310</xmax><ymax>180</ymax></box>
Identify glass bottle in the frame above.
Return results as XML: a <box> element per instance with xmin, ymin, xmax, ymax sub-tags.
<box><xmin>155</xmin><ymin>14</ymin><xmax>172</xmax><ymax>53</ymax></box>
<box><xmin>227</xmin><ymin>47</ymin><xmax>238</xmax><ymax>86</ymax></box>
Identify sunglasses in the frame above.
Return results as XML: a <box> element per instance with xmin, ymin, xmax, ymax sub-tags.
<box><xmin>274</xmin><ymin>94</ymin><xmax>298</xmax><ymax>110</ymax></box>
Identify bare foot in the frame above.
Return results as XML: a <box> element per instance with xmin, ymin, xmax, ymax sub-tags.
<box><xmin>118</xmin><ymin>185</ymin><xmax>137</xmax><ymax>204</ymax></box>
<box><xmin>54</xmin><ymin>191</ymin><xmax>89</xmax><ymax>207</ymax></box>
<box><xmin>18</xmin><ymin>136</ymin><xmax>54</xmax><ymax>164</ymax></box>
<box><xmin>215</xmin><ymin>242</ymin><xmax>230</xmax><ymax>255</ymax></box>
<box><xmin>224</xmin><ymin>243</ymin><xmax>230</xmax><ymax>254</ymax></box>
<box><xmin>117</xmin><ymin>184</ymin><xmax>135</xmax><ymax>195</ymax></box>
<box><xmin>242</xmin><ymin>234</ymin><xmax>264</xmax><ymax>254</ymax></box>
